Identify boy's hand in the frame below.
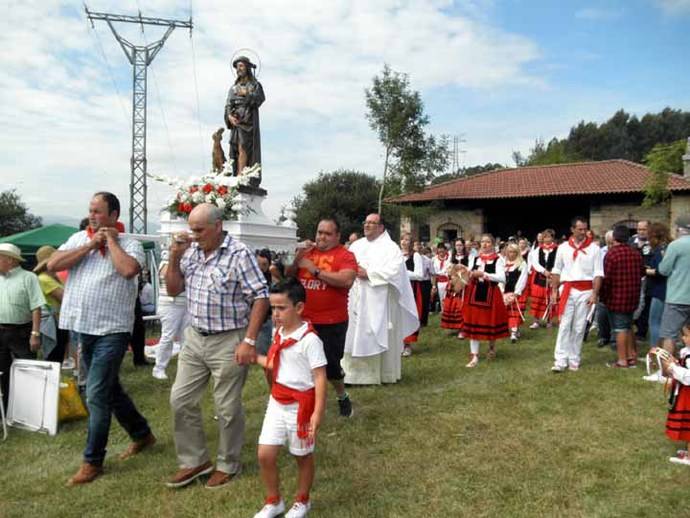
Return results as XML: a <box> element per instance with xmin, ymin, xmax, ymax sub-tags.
<box><xmin>308</xmin><ymin>413</ymin><xmax>321</xmax><ymax>443</ymax></box>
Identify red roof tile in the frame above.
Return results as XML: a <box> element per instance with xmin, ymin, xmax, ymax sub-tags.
<box><xmin>390</xmin><ymin>160</ymin><xmax>690</xmax><ymax>203</ymax></box>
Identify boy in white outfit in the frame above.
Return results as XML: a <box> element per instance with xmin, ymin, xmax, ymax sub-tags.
<box><xmin>254</xmin><ymin>278</ymin><xmax>327</xmax><ymax>518</ymax></box>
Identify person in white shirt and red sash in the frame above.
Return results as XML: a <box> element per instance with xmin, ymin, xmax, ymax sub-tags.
<box><xmin>254</xmin><ymin>279</ymin><xmax>327</xmax><ymax>518</ymax></box>
<box><xmin>459</xmin><ymin>234</ymin><xmax>509</xmax><ymax>368</ymax></box>
<box><xmin>550</xmin><ymin>216</ymin><xmax>604</xmax><ymax>372</ymax></box>
<box><xmin>400</xmin><ymin>235</ymin><xmax>425</xmax><ymax>357</ymax></box>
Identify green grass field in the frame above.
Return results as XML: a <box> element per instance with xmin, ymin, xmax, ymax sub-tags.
<box><xmin>0</xmin><ymin>315</ymin><xmax>687</xmax><ymax>518</ymax></box>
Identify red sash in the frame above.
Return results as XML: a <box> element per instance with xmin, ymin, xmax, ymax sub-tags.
<box><xmin>86</xmin><ymin>221</ymin><xmax>126</xmax><ymax>256</ymax></box>
<box><xmin>267</xmin><ymin>324</ymin><xmax>316</xmax><ymax>440</ymax></box>
<box><xmin>558</xmin><ymin>280</ymin><xmax>594</xmax><ymax>317</ymax></box>
<box><xmin>436</xmin><ymin>275</ymin><xmax>449</xmax><ymax>282</ymax></box>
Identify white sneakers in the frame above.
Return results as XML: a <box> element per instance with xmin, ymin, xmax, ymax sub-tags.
<box><xmin>642</xmin><ymin>371</ymin><xmax>667</xmax><ymax>383</ymax></box>
<box><xmin>286</xmin><ymin>501</ymin><xmax>311</xmax><ymax>517</ymax></box>
<box><xmin>253</xmin><ymin>500</ymin><xmax>285</xmax><ymax>518</ymax></box>
<box><xmin>152</xmin><ymin>367</ymin><xmax>168</xmax><ymax>380</ymax></box>
<box><xmin>253</xmin><ymin>500</ymin><xmax>311</xmax><ymax>518</ymax></box>
<box><xmin>551</xmin><ymin>364</ymin><xmax>567</xmax><ymax>373</ymax></box>
<box><xmin>669</xmin><ymin>450</ymin><xmax>690</xmax><ymax>466</ymax></box>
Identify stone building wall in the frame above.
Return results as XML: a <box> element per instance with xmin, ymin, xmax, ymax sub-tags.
<box><xmin>428</xmin><ymin>209</ymin><xmax>484</xmax><ymax>240</ymax></box>
<box><xmin>589</xmin><ymin>200</ymin><xmax>670</xmax><ymax>235</ymax></box>
<box><xmin>670</xmin><ymin>193</ymin><xmax>690</xmax><ymax>237</ymax></box>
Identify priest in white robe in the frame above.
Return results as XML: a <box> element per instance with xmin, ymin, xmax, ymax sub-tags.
<box><xmin>342</xmin><ymin>214</ymin><xmax>419</xmax><ymax>384</ymax></box>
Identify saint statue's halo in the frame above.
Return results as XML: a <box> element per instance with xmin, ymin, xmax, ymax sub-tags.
<box><xmin>231</xmin><ymin>48</ymin><xmax>262</xmax><ymax>78</ymax></box>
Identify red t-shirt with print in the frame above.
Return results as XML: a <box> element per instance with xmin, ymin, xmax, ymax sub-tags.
<box><xmin>298</xmin><ymin>245</ymin><xmax>358</xmax><ymax>324</ymax></box>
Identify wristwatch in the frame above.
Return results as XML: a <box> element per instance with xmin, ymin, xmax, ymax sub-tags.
<box><xmin>31</xmin><ymin>331</ymin><xmax>41</xmax><ymax>337</ymax></box>
<box><xmin>313</xmin><ymin>268</ymin><xmax>321</xmax><ymax>278</ymax></box>
<box><xmin>244</xmin><ymin>337</ymin><xmax>256</xmax><ymax>346</ymax></box>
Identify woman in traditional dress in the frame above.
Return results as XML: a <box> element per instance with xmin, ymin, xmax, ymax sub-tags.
<box><xmin>442</xmin><ymin>239</ymin><xmax>469</xmax><ymax>338</ymax></box>
<box><xmin>502</xmin><ymin>243</ymin><xmax>529</xmax><ymax>343</ymax></box>
<box><xmin>459</xmin><ymin>234</ymin><xmax>509</xmax><ymax>368</ymax></box>
<box><xmin>529</xmin><ymin>228</ymin><xmax>558</xmax><ymax>328</ymax></box>
<box><xmin>401</xmin><ymin>235</ymin><xmax>425</xmax><ymax>357</ymax></box>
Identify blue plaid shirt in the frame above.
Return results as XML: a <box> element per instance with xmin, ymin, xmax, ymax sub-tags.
<box><xmin>180</xmin><ymin>233</ymin><xmax>268</xmax><ymax>333</ymax></box>
<box><xmin>59</xmin><ymin>231</ymin><xmax>144</xmax><ymax>336</ymax></box>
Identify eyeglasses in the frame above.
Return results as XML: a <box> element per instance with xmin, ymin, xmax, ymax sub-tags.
<box><xmin>363</xmin><ymin>220</ymin><xmax>381</xmax><ymax>226</ymax></box>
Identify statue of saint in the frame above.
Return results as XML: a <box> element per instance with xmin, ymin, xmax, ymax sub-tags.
<box><xmin>224</xmin><ymin>56</ymin><xmax>265</xmax><ymax>184</ymax></box>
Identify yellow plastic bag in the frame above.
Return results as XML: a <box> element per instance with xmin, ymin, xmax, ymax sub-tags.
<box><xmin>58</xmin><ymin>378</ymin><xmax>88</xmax><ymax>422</ymax></box>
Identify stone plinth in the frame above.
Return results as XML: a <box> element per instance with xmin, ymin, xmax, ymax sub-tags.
<box><xmin>158</xmin><ymin>191</ymin><xmax>297</xmax><ymax>256</ymax></box>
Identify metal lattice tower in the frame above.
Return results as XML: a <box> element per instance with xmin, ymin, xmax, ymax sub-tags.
<box><xmin>85</xmin><ymin>7</ymin><xmax>192</xmax><ymax>233</ymax></box>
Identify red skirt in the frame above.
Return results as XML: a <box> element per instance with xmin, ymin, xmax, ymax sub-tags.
<box><xmin>404</xmin><ymin>280</ymin><xmax>424</xmax><ymax>344</ymax></box>
<box><xmin>505</xmin><ymin>294</ymin><xmax>527</xmax><ymax>330</ymax></box>
<box><xmin>441</xmin><ymin>290</ymin><xmax>464</xmax><ymax>329</ymax></box>
<box><xmin>529</xmin><ymin>273</ymin><xmax>554</xmax><ymax>319</ymax></box>
<box><xmin>666</xmin><ymin>385</ymin><xmax>690</xmax><ymax>442</ymax></box>
<box><xmin>462</xmin><ymin>280</ymin><xmax>509</xmax><ymax>341</ymax></box>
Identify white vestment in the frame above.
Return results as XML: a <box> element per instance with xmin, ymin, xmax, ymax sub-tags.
<box><xmin>342</xmin><ymin>231</ymin><xmax>419</xmax><ymax>384</ymax></box>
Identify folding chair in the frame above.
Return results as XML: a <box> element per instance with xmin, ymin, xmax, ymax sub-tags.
<box><xmin>7</xmin><ymin>360</ymin><xmax>60</xmax><ymax>436</ymax></box>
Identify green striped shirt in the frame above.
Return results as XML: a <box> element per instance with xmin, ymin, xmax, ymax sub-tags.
<box><xmin>0</xmin><ymin>267</ymin><xmax>46</xmax><ymax>324</ymax></box>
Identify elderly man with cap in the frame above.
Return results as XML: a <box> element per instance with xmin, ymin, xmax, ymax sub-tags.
<box><xmin>0</xmin><ymin>243</ymin><xmax>45</xmax><ymax>409</ymax></box>
<box><xmin>224</xmin><ymin>55</ymin><xmax>265</xmax><ymax>181</ymax></box>
<box><xmin>658</xmin><ymin>215</ymin><xmax>690</xmax><ymax>353</ymax></box>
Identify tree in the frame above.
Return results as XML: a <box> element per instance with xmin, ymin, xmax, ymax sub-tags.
<box><xmin>292</xmin><ymin>170</ymin><xmax>392</xmax><ymax>241</ymax></box>
<box><xmin>365</xmin><ymin>65</ymin><xmax>448</xmax><ymax>212</ymax></box>
<box><xmin>524</xmin><ymin>137</ymin><xmax>580</xmax><ymax>166</ymax></box>
<box><xmin>642</xmin><ymin>139</ymin><xmax>687</xmax><ymax>207</ymax></box>
<box><xmin>0</xmin><ymin>190</ymin><xmax>42</xmax><ymax>237</ymax></box>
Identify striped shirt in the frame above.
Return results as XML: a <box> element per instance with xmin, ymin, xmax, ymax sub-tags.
<box><xmin>58</xmin><ymin>231</ymin><xmax>145</xmax><ymax>336</ymax></box>
<box><xmin>180</xmin><ymin>233</ymin><xmax>268</xmax><ymax>333</ymax></box>
<box><xmin>0</xmin><ymin>267</ymin><xmax>45</xmax><ymax>324</ymax></box>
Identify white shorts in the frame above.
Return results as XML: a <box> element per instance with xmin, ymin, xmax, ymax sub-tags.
<box><xmin>258</xmin><ymin>396</ymin><xmax>315</xmax><ymax>456</ymax></box>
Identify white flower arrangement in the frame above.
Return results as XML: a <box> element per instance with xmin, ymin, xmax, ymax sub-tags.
<box><xmin>149</xmin><ymin>163</ymin><xmax>261</xmax><ymax>220</ymax></box>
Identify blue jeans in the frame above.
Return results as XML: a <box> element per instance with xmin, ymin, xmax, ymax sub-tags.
<box><xmin>648</xmin><ymin>297</ymin><xmax>664</xmax><ymax>347</ymax></box>
<box><xmin>81</xmin><ymin>332</ymin><xmax>150</xmax><ymax>465</ymax></box>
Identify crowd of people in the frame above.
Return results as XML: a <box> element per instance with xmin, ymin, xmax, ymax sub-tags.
<box><xmin>1</xmin><ymin>191</ymin><xmax>690</xmax><ymax>517</ymax></box>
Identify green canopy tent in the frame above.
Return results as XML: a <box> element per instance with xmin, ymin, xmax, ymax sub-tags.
<box><xmin>0</xmin><ymin>224</ymin><xmax>156</xmax><ymax>269</ymax></box>
<box><xmin>0</xmin><ymin>224</ymin><xmax>78</xmax><ymax>258</ymax></box>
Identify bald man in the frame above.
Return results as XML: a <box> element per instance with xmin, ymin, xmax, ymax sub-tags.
<box><xmin>165</xmin><ymin>203</ymin><xmax>269</xmax><ymax>489</ymax></box>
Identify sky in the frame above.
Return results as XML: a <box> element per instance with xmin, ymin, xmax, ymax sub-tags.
<box><xmin>1</xmin><ymin>0</ymin><xmax>689</xmax><ymax>229</ymax></box>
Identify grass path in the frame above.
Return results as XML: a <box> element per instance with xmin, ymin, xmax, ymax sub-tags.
<box><xmin>0</xmin><ymin>315</ymin><xmax>687</xmax><ymax>517</ymax></box>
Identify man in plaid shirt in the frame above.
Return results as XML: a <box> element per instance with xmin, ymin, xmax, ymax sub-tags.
<box><xmin>165</xmin><ymin>203</ymin><xmax>269</xmax><ymax>489</ymax></box>
<box><xmin>601</xmin><ymin>225</ymin><xmax>643</xmax><ymax>369</ymax></box>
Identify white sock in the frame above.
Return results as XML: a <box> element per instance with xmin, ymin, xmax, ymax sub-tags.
<box><xmin>470</xmin><ymin>340</ymin><xmax>480</xmax><ymax>355</ymax></box>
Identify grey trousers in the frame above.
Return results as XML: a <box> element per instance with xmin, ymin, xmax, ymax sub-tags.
<box><xmin>170</xmin><ymin>326</ymin><xmax>248</xmax><ymax>474</ymax></box>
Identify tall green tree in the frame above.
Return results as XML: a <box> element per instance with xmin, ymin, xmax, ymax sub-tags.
<box><xmin>642</xmin><ymin>139</ymin><xmax>687</xmax><ymax>207</ymax></box>
<box><xmin>292</xmin><ymin>170</ymin><xmax>395</xmax><ymax>241</ymax></box>
<box><xmin>365</xmin><ymin>65</ymin><xmax>448</xmax><ymax>213</ymax></box>
<box><xmin>0</xmin><ymin>190</ymin><xmax>42</xmax><ymax>237</ymax></box>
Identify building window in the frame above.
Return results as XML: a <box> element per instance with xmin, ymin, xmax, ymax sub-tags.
<box><xmin>420</xmin><ymin>224</ymin><xmax>430</xmax><ymax>242</ymax></box>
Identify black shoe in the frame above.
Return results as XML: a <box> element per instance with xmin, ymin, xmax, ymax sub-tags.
<box><xmin>337</xmin><ymin>395</ymin><xmax>353</xmax><ymax>418</ymax></box>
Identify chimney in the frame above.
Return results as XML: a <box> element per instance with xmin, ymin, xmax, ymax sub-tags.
<box><xmin>684</xmin><ymin>137</ymin><xmax>690</xmax><ymax>179</ymax></box>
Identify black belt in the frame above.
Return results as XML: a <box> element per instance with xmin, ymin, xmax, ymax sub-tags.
<box><xmin>0</xmin><ymin>322</ymin><xmax>31</xmax><ymax>330</ymax></box>
<box><xmin>192</xmin><ymin>327</ymin><xmax>230</xmax><ymax>337</ymax></box>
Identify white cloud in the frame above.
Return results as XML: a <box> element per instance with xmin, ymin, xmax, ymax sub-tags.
<box><xmin>0</xmin><ymin>0</ymin><xmax>542</xmax><ymax>228</ymax></box>
<box><xmin>653</xmin><ymin>0</ymin><xmax>690</xmax><ymax>14</ymax></box>
<box><xmin>574</xmin><ymin>7</ymin><xmax>624</xmax><ymax>20</ymax></box>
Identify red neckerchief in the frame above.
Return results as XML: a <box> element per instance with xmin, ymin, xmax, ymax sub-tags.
<box><xmin>267</xmin><ymin>323</ymin><xmax>317</xmax><ymax>441</ymax></box>
<box><xmin>568</xmin><ymin>235</ymin><xmax>592</xmax><ymax>260</ymax></box>
<box><xmin>437</xmin><ymin>256</ymin><xmax>446</xmax><ymax>269</ymax></box>
<box><xmin>86</xmin><ymin>221</ymin><xmax>126</xmax><ymax>256</ymax></box>
<box><xmin>540</xmin><ymin>242</ymin><xmax>557</xmax><ymax>251</ymax></box>
<box><xmin>479</xmin><ymin>252</ymin><xmax>498</xmax><ymax>263</ymax></box>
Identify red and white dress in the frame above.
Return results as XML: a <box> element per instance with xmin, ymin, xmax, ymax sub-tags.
<box><xmin>502</xmin><ymin>261</ymin><xmax>529</xmax><ymax>330</ymax></box>
<box><xmin>441</xmin><ymin>256</ymin><xmax>468</xmax><ymax>331</ymax></box>
<box><xmin>433</xmin><ymin>255</ymin><xmax>451</xmax><ymax>302</ymax></box>
<box><xmin>529</xmin><ymin>243</ymin><xmax>558</xmax><ymax>320</ymax></box>
<box><xmin>666</xmin><ymin>348</ymin><xmax>690</xmax><ymax>442</ymax></box>
<box><xmin>462</xmin><ymin>253</ymin><xmax>509</xmax><ymax>341</ymax></box>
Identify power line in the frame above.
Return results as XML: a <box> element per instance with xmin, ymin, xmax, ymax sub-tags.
<box><xmin>85</xmin><ymin>18</ymin><xmax>130</xmax><ymax>130</ymax></box>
